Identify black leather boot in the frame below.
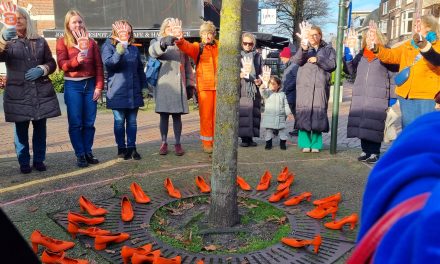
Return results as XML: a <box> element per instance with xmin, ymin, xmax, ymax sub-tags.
<box><xmin>265</xmin><ymin>139</ymin><xmax>272</xmax><ymax>150</ymax></box>
<box><xmin>280</xmin><ymin>140</ymin><xmax>287</xmax><ymax>150</ymax></box>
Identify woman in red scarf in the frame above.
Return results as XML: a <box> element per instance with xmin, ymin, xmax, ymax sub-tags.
<box><xmin>343</xmin><ymin>28</ymin><xmax>397</xmax><ymax>164</ymax></box>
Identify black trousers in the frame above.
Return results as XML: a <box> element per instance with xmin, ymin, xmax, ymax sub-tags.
<box><xmin>361</xmin><ymin>139</ymin><xmax>381</xmax><ymax>155</ymax></box>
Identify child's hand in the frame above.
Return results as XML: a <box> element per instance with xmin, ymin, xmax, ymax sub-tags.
<box><xmin>287</xmin><ymin>114</ymin><xmax>294</xmax><ymax>121</ymax></box>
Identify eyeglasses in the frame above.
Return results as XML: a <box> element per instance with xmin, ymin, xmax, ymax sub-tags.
<box><xmin>242</xmin><ymin>42</ymin><xmax>254</xmax><ymax>46</ymax></box>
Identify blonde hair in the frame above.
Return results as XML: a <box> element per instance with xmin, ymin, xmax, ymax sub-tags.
<box><xmin>159</xmin><ymin>18</ymin><xmax>173</xmax><ymax>37</ymax></box>
<box><xmin>16</xmin><ymin>7</ymin><xmax>38</xmax><ymax>39</ymax></box>
<box><xmin>63</xmin><ymin>9</ymin><xmax>86</xmax><ymax>48</ymax></box>
<box><xmin>361</xmin><ymin>28</ymin><xmax>388</xmax><ymax>49</ymax></box>
<box><xmin>200</xmin><ymin>20</ymin><xmax>216</xmax><ymax>36</ymax></box>
<box><xmin>110</xmin><ymin>20</ymin><xmax>134</xmax><ymax>45</ymax></box>
<box><xmin>242</xmin><ymin>32</ymin><xmax>256</xmax><ymax>48</ymax></box>
<box><xmin>421</xmin><ymin>14</ymin><xmax>440</xmax><ymax>36</ymax></box>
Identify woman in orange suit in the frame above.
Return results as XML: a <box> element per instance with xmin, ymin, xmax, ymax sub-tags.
<box><xmin>173</xmin><ymin>20</ymin><xmax>219</xmax><ymax>153</ymax></box>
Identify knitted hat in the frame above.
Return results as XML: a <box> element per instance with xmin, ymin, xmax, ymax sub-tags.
<box><xmin>279</xmin><ymin>47</ymin><xmax>291</xmax><ymax>58</ymax></box>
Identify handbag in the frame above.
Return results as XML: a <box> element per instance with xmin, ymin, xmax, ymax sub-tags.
<box><xmin>394</xmin><ymin>54</ymin><xmax>421</xmax><ymax>87</ymax></box>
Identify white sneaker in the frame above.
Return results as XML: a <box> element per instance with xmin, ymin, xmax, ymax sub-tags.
<box><xmin>311</xmin><ymin>148</ymin><xmax>320</xmax><ymax>153</ymax></box>
<box><xmin>302</xmin><ymin>148</ymin><xmax>311</xmax><ymax>153</ymax></box>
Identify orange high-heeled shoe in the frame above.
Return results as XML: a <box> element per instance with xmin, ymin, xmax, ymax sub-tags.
<box><xmin>131</xmin><ymin>250</ymin><xmax>161</xmax><ymax>264</ymax></box>
<box><xmin>67</xmin><ymin>212</ymin><xmax>105</xmax><ymax>226</ymax></box>
<box><xmin>256</xmin><ymin>170</ymin><xmax>272</xmax><ymax>191</ymax></box>
<box><xmin>121</xmin><ymin>243</ymin><xmax>152</xmax><ymax>264</ymax></box>
<box><xmin>313</xmin><ymin>192</ymin><xmax>341</xmax><ymax>206</ymax></box>
<box><xmin>236</xmin><ymin>175</ymin><xmax>251</xmax><ymax>191</ymax></box>
<box><xmin>79</xmin><ymin>195</ymin><xmax>108</xmax><ymax>216</ymax></box>
<box><xmin>121</xmin><ymin>196</ymin><xmax>134</xmax><ymax>222</ymax></box>
<box><xmin>276</xmin><ymin>173</ymin><xmax>294</xmax><ymax>191</ymax></box>
<box><xmin>277</xmin><ymin>166</ymin><xmax>289</xmax><ymax>182</ymax></box>
<box><xmin>196</xmin><ymin>259</ymin><xmax>204</xmax><ymax>264</ymax></box>
<box><xmin>284</xmin><ymin>192</ymin><xmax>312</xmax><ymax>206</ymax></box>
<box><xmin>281</xmin><ymin>234</ymin><xmax>322</xmax><ymax>253</ymax></box>
<box><xmin>154</xmin><ymin>256</ymin><xmax>182</xmax><ymax>264</ymax></box>
<box><xmin>94</xmin><ymin>232</ymin><xmax>130</xmax><ymax>250</ymax></box>
<box><xmin>268</xmin><ymin>187</ymin><xmax>290</xmax><ymax>202</ymax></box>
<box><xmin>195</xmin><ymin>176</ymin><xmax>211</xmax><ymax>193</ymax></box>
<box><xmin>306</xmin><ymin>202</ymin><xmax>339</xmax><ymax>219</ymax></box>
<box><xmin>30</xmin><ymin>230</ymin><xmax>75</xmax><ymax>253</ymax></box>
<box><xmin>130</xmin><ymin>182</ymin><xmax>151</xmax><ymax>204</ymax></box>
<box><xmin>41</xmin><ymin>250</ymin><xmax>89</xmax><ymax>264</ymax></box>
<box><xmin>164</xmin><ymin>178</ymin><xmax>182</xmax><ymax>199</ymax></box>
<box><xmin>324</xmin><ymin>213</ymin><xmax>359</xmax><ymax>230</ymax></box>
<box><xmin>67</xmin><ymin>221</ymin><xmax>111</xmax><ymax>239</ymax></box>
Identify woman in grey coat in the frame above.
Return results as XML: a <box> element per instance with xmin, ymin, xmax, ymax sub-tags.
<box><xmin>149</xmin><ymin>18</ymin><xmax>195</xmax><ymax>156</ymax></box>
<box><xmin>344</xmin><ymin>30</ymin><xmax>396</xmax><ymax>164</ymax></box>
<box><xmin>239</xmin><ymin>32</ymin><xmax>262</xmax><ymax>147</ymax></box>
<box><xmin>293</xmin><ymin>24</ymin><xmax>336</xmax><ymax>153</ymax></box>
<box><xmin>0</xmin><ymin>7</ymin><xmax>60</xmax><ymax>173</ymax></box>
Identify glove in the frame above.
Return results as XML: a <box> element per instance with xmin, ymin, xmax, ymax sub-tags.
<box><xmin>160</xmin><ymin>36</ymin><xmax>178</xmax><ymax>51</ymax></box>
<box><xmin>2</xmin><ymin>27</ymin><xmax>16</xmax><ymax>41</ymax></box>
<box><xmin>116</xmin><ymin>43</ymin><xmax>125</xmax><ymax>55</ymax></box>
<box><xmin>412</xmin><ymin>33</ymin><xmax>427</xmax><ymax>49</ymax></box>
<box><xmin>186</xmin><ymin>85</ymin><xmax>195</xmax><ymax>100</ymax></box>
<box><xmin>25</xmin><ymin>67</ymin><xmax>44</xmax><ymax>81</ymax></box>
<box><xmin>344</xmin><ymin>47</ymin><xmax>353</xmax><ymax>61</ymax></box>
<box><xmin>435</xmin><ymin>91</ymin><xmax>440</xmax><ymax>104</ymax></box>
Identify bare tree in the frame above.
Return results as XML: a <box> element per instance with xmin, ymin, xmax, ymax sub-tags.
<box><xmin>260</xmin><ymin>0</ymin><xmax>329</xmax><ymax>46</ymax></box>
<box><xmin>208</xmin><ymin>0</ymin><xmax>241</xmax><ymax>227</ymax></box>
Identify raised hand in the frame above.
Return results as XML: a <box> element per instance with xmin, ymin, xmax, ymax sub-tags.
<box><xmin>412</xmin><ymin>32</ymin><xmax>427</xmax><ymax>49</ymax></box>
<box><xmin>367</xmin><ymin>21</ymin><xmax>378</xmax><ymax>50</ymax></box>
<box><xmin>259</xmin><ymin>65</ymin><xmax>271</xmax><ymax>88</ymax></box>
<box><xmin>346</xmin><ymin>28</ymin><xmax>357</xmax><ymax>51</ymax></box>
<box><xmin>112</xmin><ymin>21</ymin><xmax>130</xmax><ymax>47</ymax></box>
<box><xmin>169</xmin><ymin>18</ymin><xmax>183</xmax><ymax>39</ymax></box>
<box><xmin>72</xmin><ymin>29</ymin><xmax>89</xmax><ymax>54</ymax></box>
<box><xmin>295</xmin><ymin>21</ymin><xmax>312</xmax><ymax>49</ymax></box>
<box><xmin>0</xmin><ymin>1</ymin><xmax>17</xmax><ymax>29</ymax></box>
<box><xmin>240</xmin><ymin>56</ymin><xmax>253</xmax><ymax>78</ymax></box>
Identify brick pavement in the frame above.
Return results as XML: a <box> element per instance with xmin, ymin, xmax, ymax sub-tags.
<box><xmin>0</xmin><ymin>84</ymin><xmax>398</xmax><ymax>159</ymax></box>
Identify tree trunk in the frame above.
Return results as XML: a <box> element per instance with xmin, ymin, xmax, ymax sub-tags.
<box><xmin>293</xmin><ymin>0</ymin><xmax>304</xmax><ymax>48</ymax></box>
<box><xmin>208</xmin><ymin>0</ymin><xmax>241</xmax><ymax>227</ymax></box>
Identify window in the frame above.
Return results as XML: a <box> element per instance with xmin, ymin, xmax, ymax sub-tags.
<box><xmin>401</xmin><ymin>10</ymin><xmax>414</xmax><ymax>34</ymax></box>
<box><xmin>396</xmin><ymin>0</ymin><xmax>401</xmax><ymax>8</ymax></box>
<box><xmin>391</xmin><ymin>18</ymin><xmax>395</xmax><ymax>38</ymax></box>
<box><xmin>383</xmin><ymin>1</ymin><xmax>388</xmax><ymax>15</ymax></box>
<box><xmin>381</xmin><ymin>20</ymin><xmax>388</xmax><ymax>34</ymax></box>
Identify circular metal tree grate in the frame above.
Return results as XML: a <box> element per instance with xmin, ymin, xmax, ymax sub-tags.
<box><xmin>51</xmin><ymin>180</ymin><xmax>355</xmax><ymax>264</ymax></box>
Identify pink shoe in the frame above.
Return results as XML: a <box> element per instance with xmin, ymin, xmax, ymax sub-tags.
<box><xmin>174</xmin><ymin>144</ymin><xmax>185</xmax><ymax>156</ymax></box>
<box><xmin>159</xmin><ymin>143</ymin><xmax>168</xmax><ymax>155</ymax></box>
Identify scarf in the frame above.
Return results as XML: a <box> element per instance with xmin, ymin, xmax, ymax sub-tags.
<box><xmin>363</xmin><ymin>48</ymin><xmax>376</xmax><ymax>62</ymax></box>
<box><xmin>240</xmin><ymin>50</ymin><xmax>257</xmax><ymax>100</ymax></box>
<box><xmin>411</xmin><ymin>31</ymin><xmax>437</xmax><ymax>49</ymax></box>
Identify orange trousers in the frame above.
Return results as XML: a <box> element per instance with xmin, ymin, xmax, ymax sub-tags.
<box><xmin>198</xmin><ymin>90</ymin><xmax>216</xmax><ymax>147</ymax></box>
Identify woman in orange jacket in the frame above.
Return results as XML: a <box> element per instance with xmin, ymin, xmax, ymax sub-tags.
<box><xmin>369</xmin><ymin>15</ymin><xmax>440</xmax><ymax>128</ymax></box>
<box><xmin>172</xmin><ymin>20</ymin><xmax>219</xmax><ymax>153</ymax></box>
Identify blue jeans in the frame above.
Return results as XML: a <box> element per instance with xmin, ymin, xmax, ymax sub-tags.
<box><xmin>14</xmin><ymin>119</ymin><xmax>47</xmax><ymax>166</ymax></box>
<box><xmin>112</xmin><ymin>108</ymin><xmax>139</xmax><ymax>148</ymax></box>
<box><xmin>398</xmin><ymin>96</ymin><xmax>436</xmax><ymax>129</ymax></box>
<box><xmin>64</xmin><ymin>78</ymin><xmax>97</xmax><ymax>157</ymax></box>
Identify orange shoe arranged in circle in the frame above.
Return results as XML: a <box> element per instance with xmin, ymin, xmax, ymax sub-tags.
<box><xmin>268</xmin><ymin>187</ymin><xmax>290</xmax><ymax>202</ymax></box>
<box><xmin>67</xmin><ymin>221</ymin><xmax>111</xmax><ymax>239</ymax></box>
<box><xmin>121</xmin><ymin>196</ymin><xmax>134</xmax><ymax>222</ymax></box>
<box><xmin>256</xmin><ymin>170</ymin><xmax>272</xmax><ymax>191</ymax></box>
<box><xmin>154</xmin><ymin>256</ymin><xmax>182</xmax><ymax>264</ymax></box>
<box><xmin>130</xmin><ymin>182</ymin><xmax>151</xmax><ymax>204</ymax></box>
<box><xmin>196</xmin><ymin>259</ymin><xmax>204</xmax><ymax>264</ymax></box>
<box><xmin>313</xmin><ymin>192</ymin><xmax>341</xmax><ymax>206</ymax></box>
<box><xmin>284</xmin><ymin>192</ymin><xmax>312</xmax><ymax>206</ymax></box>
<box><xmin>277</xmin><ymin>167</ymin><xmax>289</xmax><ymax>182</ymax></box>
<box><xmin>276</xmin><ymin>173</ymin><xmax>294</xmax><ymax>191</ymax></box>
<box><xmin>94</xmin><ymin>232</ymin><xmax>130</xmax><ymax>250</ymax></box>
<box><xmin>131</xmin><ymin>250</ymin><xmax>161</xmax><ymax>264</ymax></box>
<box><xmin>324</xmin><ymin>213</ymin><xmax>359</xmax><ymax>230</ymax></box>
<box><xmin>306</xmin><ymin>202</ymin><xmax>339</xmax><ymax>220</ymax></box>
<box><xmin>236</xmin><ymin>175</ymin><xmax>251</xmax><ymax>191</ymax></box>
<box><xmin>79</xmin><ymin>195</ymin><xmax>108</xmax><ymax>216</ymax></box>
<box><xmin>281</xmin><ymin>234</ymin><xmax>322</xmax><ymax>253</ymax></box>
<box><xmin>30</xmin><ymin>230</ymin><xmax>75</xmax><ymax>253</ymax></box>
<box><xmin>67</xmin><ymin>212</ymin><xmax>105</xmax><ymax>226</ymax></box>
<box><xmin>164</xmin><ymin>178</ymin><xmax>182</xmax><ymax>199</ymax></box>
<box><xmin>195</xmin><ymin>176</ymin><xmax>211</xmax><ymax>193</ymax></box>
<box><xmin>121</xmin><ymin>243</ymin><xmax>152</xmax><ymax>264</ymax></box>
<box><xmin>41</xmin><ymin>250</ymin><xmax>89</xmax><ymax>264</ymax></box>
